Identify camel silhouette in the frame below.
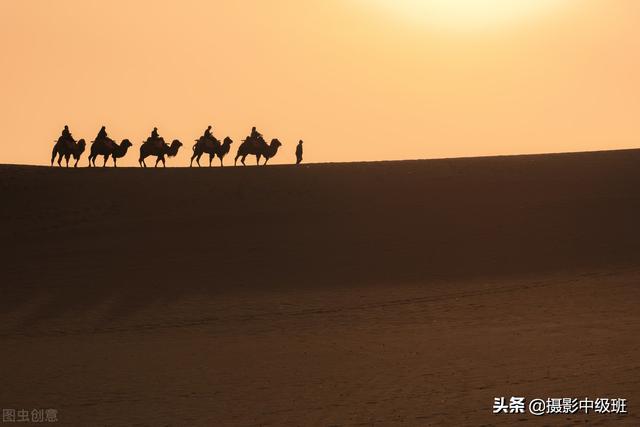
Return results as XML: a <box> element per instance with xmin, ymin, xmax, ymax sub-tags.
<box><xmin>234</xmin><ymin>137</ymin><xmax>282</xmax><ymax>166</ymax></box>
<box><xmin>190</xmin><ymin>136</ymin><xmax>234</xmax><ymax>167</ymax></box>
<box><xmin>51</xmin><ymin>138</ymin><xmax>86</xmax><ymax>168</ymax></box>
<box><xmin>89</xmin><ymin>139</ymin><xmax>133</xmax><ymax>167</ymax></box>
<box><xmin>139</xmin><ymin>138</ymin><xmax>183</xmax><ymax>167</ymax></box>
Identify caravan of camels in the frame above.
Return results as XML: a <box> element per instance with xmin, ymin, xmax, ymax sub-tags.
<box><xmin>50</xmin><ymin>125</ymin><xmax>304</xmax><ymax>167</ymax></box>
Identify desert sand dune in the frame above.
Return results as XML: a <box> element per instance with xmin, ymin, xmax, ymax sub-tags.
<box><xmin>1</xmin><ymin>150</ymin><xmax>640</xmax><ymax>425</ymax></box>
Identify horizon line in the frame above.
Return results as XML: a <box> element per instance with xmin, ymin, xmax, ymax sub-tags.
<box><xmin>3</xmin><ymin>147</ymin><xmax>639</xmax><ymax>169</ymax></box>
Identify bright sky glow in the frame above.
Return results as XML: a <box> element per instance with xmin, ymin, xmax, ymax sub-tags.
<box><xmin>372</xmin><ymin>0</ymin><xmax>564</xmax><ymax>32</ymax></box>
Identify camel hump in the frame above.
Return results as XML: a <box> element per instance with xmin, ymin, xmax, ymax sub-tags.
<box><xmin>145</xmin><ymin>136</ymin><xmax>165</xmax><ymax>148</ymax></box>
<box><xmin>244</xmin><ymin>135</ymin><xmax>267</xmax><ymax>149</ymax></box>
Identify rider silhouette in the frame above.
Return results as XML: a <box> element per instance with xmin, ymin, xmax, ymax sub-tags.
<box><xmin>250</xmin><ymin>126</ymin><xmax>263</xmax><ymax>140</ymax></box>
<box><xmin>145</xmin><ymin>127</ymin><xmax>162</xmax><ymax>146</ymax></box>
<box><xmin>61</xmin><ymin>125</ymin><xmax>73</xmax><ymax>142</ymax></box>
<box><xmin>296</xmin><ymin>140</ymin><xmax>303</xmax><ymax>165</ymax></box>
<box><xmin>203</xmin><ymin>125</ymin><xmax>213</xmax><ymax>139</ymax></box>
<box><xmin>96</xmin><ymin>126</ymin><xmax>108</xmax><ymax>141</ymax></box>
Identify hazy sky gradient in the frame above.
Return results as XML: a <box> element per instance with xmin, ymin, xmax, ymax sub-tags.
<box><xmin>1</xmin><ymin>0</ymin><xmax>639</xmax><ymax>165</ymax></box>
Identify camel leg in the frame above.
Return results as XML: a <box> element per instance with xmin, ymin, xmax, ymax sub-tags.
<box><xmin>162</xmin><ymin>157</ymin><xmax>166</xmax><ymax>167</ymax></box>
<box><xmin>65</xmin><ymin>154</ymin><xmax>70</xmax><ymax>167</ymax></box>
<box><xmin>256</xmin><ymin>154</ymin><xmax>261</xmax><ymax>166</ymax></box>
<box><xmin>209</xmin><ymin>154</ymin><xmax>214</xmax><ymax>167</ymax></box>
<box><xmin>113</xmin><ymin>156</ymin><xmax>118</xmax><ymax>168</ymax></box>
<box><xmin>155</xmin><ymin>156</ymin><xmax>161</xmax><ymax>167</ymax></box>
<box><xmin>241</xmin><ymin>155</ymin><xmax>247</xmax><ymax>166</ymax></box>
<box><xmin>74</xmin><ymin>156</ymin><xmax>79</xmax><ymax>168</ymax></box>
<box><xmin>264</xmin><ymin>157</ymin><xmax>270</xmax><ymax>165</ymax></box>
<box><xmin>103</xmin><ymin>155</ymin><xmax>108</xmax><ymax>167</ymax></box>
<box><xmin>220</xmin><ymin>157</ymin><xmax>224</xmax><ymax>167</ymax></box>
<box><xmin>234</xmin><ymin>154</ymin><xmax>240</xmax><ymax>166</ymax></box>
<box><xmin>57</xmin><ymin>153</ymin><xmax>63</xmax><ymax>167</ymax></box>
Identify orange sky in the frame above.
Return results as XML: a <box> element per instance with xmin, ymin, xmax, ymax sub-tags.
<box><xmin>1</xmin><ymin>0</ymin><xmax>639</xmax><ymax>166</ymax></box>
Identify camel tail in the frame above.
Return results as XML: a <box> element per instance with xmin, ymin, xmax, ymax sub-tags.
<box><xmin>50</xmin><ymin>146</ymin><xmax>58</xmax><ymax>166</ymax></box>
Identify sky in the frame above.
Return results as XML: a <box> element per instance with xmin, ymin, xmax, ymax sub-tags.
<box><xmin>0</xmin><ymin>0</ymin><xmax>639</xmax><ymax>166</ymax></box>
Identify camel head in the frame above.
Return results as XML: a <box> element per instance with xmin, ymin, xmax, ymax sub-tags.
<box><xmin>167</xmin><ymin>139</ymin><xmax>183</xmax><ymax>157</ymax></box>
<box><xmin>74</xmin><ymin>139</ymin><xmax>86</xmax><ymax>158</ymax></box>
<box><xmin>223</xmin><ymin>136</ymin><xmax>233</xmax><ymax>146</ymax></box>
<box><xmin>121</xmin><ymin>139</ymin><xmax>133</xmax><ymax>149</ymax></box>
<box><xmin>270</xmin><ymin>138</ymin><xmax>282</xmax><ymax>148</ymax></box>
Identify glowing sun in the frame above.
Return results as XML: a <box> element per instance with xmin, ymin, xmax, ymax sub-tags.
<box><xmin>372</xmin><ymin>0</ymin><xmax>565</xmax><ymax>32</ymax></box>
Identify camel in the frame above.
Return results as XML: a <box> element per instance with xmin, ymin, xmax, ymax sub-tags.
<box><xmin>51</xmin><ymin>138</ymin><xmax>86</xmax><ymax>167</ymax></box>
<box><xmin>234</xmin><ymin>137</ymin><xmax>282</xmax><ymax>166</ymax></box>
<box><xmin>89</xmin><ymin>139</ymin><xmax>133</xmax><ymax>167</ymax></box>
<box><xmin>139</xmin><ymin>138</ymin><xmax>183</xmax><ymax>167</ymax></box>
<box><xmin>190</xmin><ymin>136</ymin><xmax>234</xmax><ymax>167</ymax></box>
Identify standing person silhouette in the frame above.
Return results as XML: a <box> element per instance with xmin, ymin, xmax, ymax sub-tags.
<box><xmin>295</xmin><ymin>140</ymin><xmax>304</xmax><ymax>165</ymax></box>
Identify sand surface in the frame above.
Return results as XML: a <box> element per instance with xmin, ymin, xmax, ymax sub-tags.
<box><xmin>1</xmin><ymin>150</ymin><xmax>640</xmax><ymax>425</ymax></box>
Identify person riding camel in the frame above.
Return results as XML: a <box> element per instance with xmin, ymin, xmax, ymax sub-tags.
<box><xmin>93</xmin><ymin>126</ymin><xmax>116</xmax><ymax>150</ymax></box>
<box><xmin>250</xmin><ymin>126</ymin><xmax>263</xmax><ymax>140</ymax></box>
<box><xmin>146</xmin><ymin>127</ymin><xmax>162</xmax><ymax>146</ymax></box>
<box><xmin>204</xmin><ymin>125</ymin><xmax>213</xmax><ymax>139</ymax></box>
<box><xmin>199</xmin><ymin>125</ymin><xmax>215</xmax><ymax>144</ymax></box>
<box><xmin>60</xmin><ymin>125</ymin><xmax>74</xmax><ymax>143</ymax></box>
<box><xmin>95</xmin><ymin>126</ymin><xmax>108</xmax><ymax>142</ymax></box>
<box><xmin>248</xmin><ymin>126</ymin><xmax>265</xmax><ymax>148</ymax></box>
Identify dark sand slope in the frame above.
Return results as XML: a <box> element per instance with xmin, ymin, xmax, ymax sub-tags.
<box><xmin>1</xmin><ymin>150</ymin><xmax>640</xmax><ymax>425</ymax></box>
